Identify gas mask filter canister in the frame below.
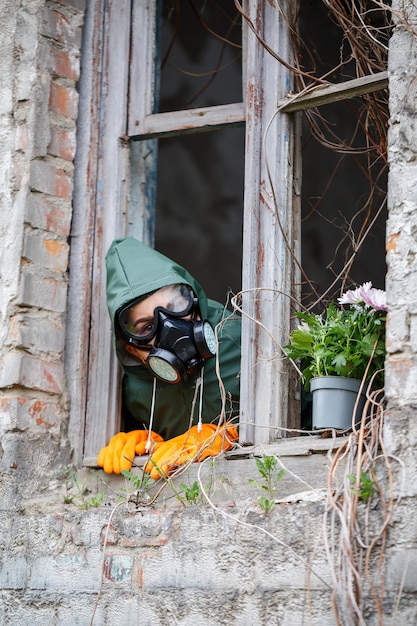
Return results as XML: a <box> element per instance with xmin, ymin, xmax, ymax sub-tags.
<box><xmin>146</xmin><ymin>311</ymin><xmax>216</xmax><ymax>383</ymax></box>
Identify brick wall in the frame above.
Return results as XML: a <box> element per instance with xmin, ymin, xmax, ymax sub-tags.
<box><xmin>0</xmin><ymin>0</ymin><xmax>84</xmax><ymax>450</ymax></box>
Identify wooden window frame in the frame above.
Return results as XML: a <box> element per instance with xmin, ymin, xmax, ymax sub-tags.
<box><xmin>67</xmin><ymin>0</ymin><xmax>388</xmax><ymax>465</ymax></box>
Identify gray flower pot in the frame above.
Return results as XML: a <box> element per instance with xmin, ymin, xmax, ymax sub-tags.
<box><xmin>310</xmin><ymin>376</ymin><xmax>367</xmax><ymax>430</ymax></box>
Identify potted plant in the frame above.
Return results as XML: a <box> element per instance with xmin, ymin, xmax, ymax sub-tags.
<box><xmin>284</xmin><ymin>282</ymin><xmax>387</xmax><ymax>429</ymax></box>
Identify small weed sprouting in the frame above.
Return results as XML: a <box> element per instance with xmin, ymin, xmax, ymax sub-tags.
<box><xmin>121</xmin><ymin>469</ymin><xmax>154</xmax><ymax>492</ymax></box>
<box><xmin>77</xmin><ymin>492</ymin><xmax>104</xmax><ymax>510</ymax></box>
<box><xmin>63</xmin><ymin>469</ymin><xmax>104</xmax><ymax>510</ymax></box>
<box><xmin>347</xmin><ymin>470</ymin><xmax>375</xmax><ymax>503</ymax></box>
<box><xmin>172</xmin><ymin>459</ymin><xmax>218</xmax><ymax>506</ymax></box>
<box><xmin>120</xmin><ymin>468</ymin><xmax>154</xmax><ymax>504</ymax></box>
<box><xmin>178</xmin><ymin>480</ymin><xmax>201</xmax><ymax>505</ymax></box>
<box><xmin>63</xmin><ymin>493</ymin><xmax>76</xmax><ymax>505</ymax></box>
<box><xmin>248</xmin><ymin>454</ymin><xmax>285</xmax><ymax>515</ymax></box>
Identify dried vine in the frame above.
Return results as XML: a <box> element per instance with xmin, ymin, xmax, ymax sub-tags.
<box><xmin>235</xmin><ymin>3</ymin><xmax>403</xmax><ymax>624</ymax></box>
<box><xmin>287</xmin><ymin>4</ymin><xmax>399</xmax><ymax>624</ymax></box>
<box><xmin>154</xmin><ymin>3</ymin><xmax>410</xmax><ymax>624</ymax></box>
<box><xmin>291</xmin><ymin>0</ymin><xmax>392</xmax><ymax>306</ymax></box>
<box><xmin>322</xmin><ymin>385</ymin><xmax>399</xmax><ymax>626</ymax></box>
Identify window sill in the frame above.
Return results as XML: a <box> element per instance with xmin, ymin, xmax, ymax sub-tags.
<box><xmin>83</xmin><ymin>434</ymin><xmax>348</xmax><ymax>507</ymax></box>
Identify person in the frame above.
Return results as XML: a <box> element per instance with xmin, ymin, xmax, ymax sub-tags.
<box><xmin>97</xmin><ymin>237</ymin><xmax>241</xmax><ymax>478</ymax></box>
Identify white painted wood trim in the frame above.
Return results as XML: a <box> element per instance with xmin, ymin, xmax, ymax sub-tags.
<box><xmin>82</xmin><ymin>0</ymin><xmax>132</xmax><ymax>460</ymax></box>
<box><xmin>239</xmin><ymin>0</ymin><xmax>300</xmax><ymax>445</ymax></box>
<box><xmin>131</xmin><ymin>102</ymin><xmax>245</xmax><ymax>139</ymax></box>
<box><xmin>67</xmin><ymin>0</ymin><xmax>104</xmax><ymax>465</ymax></box>
<box><xmin>128</xmin><ymin>0</ymin><xmax>158</xmax><ymax>136</ymax></box>
<box><xmin>278</xmin><ymin>71</ymin><xmax>389</xmax><ymax>112</ymax></box>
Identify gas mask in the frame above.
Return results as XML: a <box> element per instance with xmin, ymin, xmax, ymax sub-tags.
<box><xmin>118</xmin><ymin>284</ymin><xmax>216</xmax><ymax>383</ymax></box>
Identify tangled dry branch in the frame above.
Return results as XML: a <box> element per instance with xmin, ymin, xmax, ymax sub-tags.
<box><xmin>291</xmin><ymin>0</ymin><xmax>392</xmax><ymax>305</ymax></box>
<box><xmin>323</xmin><ymin>385</ymin><xmax>400</xmax><ymax>626</ymax></box>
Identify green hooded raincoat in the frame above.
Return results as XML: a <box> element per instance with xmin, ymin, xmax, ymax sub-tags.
<box><xmin>106</xmin><ymin>237</ymin><xmax>241</xmax><ymax>439</ymax></box>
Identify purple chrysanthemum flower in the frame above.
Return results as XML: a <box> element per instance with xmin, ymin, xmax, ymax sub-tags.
<box><xmin>361</xmin><ymin>286</ymin><xmax>387</xmax><ymax>311</ymax></box>
<box><xmin>338</xmin><ymin>281</ymin><xmax>388</xmax><ymax>312</ymax></box>
<box><xmin>338</xmin><ymin>285</ymin><xmax>366</xmax><ymax>306</ymax></box>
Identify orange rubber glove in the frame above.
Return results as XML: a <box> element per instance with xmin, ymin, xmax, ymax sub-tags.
<box><xmin>144</xmin><ymin>423</ymin><xmax>238</xmax><ymax>480</ymax></box>
<box><xmin>97</xmin><ymin>430</ymin><xmax>164</xmax><ymax>474</ymax></box>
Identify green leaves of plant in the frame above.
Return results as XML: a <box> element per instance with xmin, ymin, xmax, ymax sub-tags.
<box><xmin>284</xmin><ymin>302</ymin><xmax>386</xmax><ymax>389</ymax></box>
<box><xmin>347</xmin><ymin>470</ymin><xmax>375</xmax><ymax>502</ymax></box>
<box><xmin>248</xmin><ymin>455</ymin><xmax>285</xmax><ymax>515</ymax></box>
<box><xmin>179</xmin><ymin>480</ymin><xmax>201</xmax><ymax>504</ymax></box>
<box><xmin>121</xmin><ymin>469</ymin><xmax>153</xmax><ymax>493</ymax></box>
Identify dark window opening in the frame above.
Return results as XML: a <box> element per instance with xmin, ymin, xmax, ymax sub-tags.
<box><xmin>298</xmin><ymin>1</ymin><xmax>389</xmax><ymax>307</ymax></box>
<box><xmin>154</xmin><ymin>0</ymin><xmax>244</xmax><ymax>304</ymax></box>
<box><xmin>158</xmin><ymin>0</ymin><xmax>242</xmax><ymax>112</ymax></box>
<box><xmin>155</xmin><ymin>128</ymin><xmax>244</xmax><ymax>303</ymax></box>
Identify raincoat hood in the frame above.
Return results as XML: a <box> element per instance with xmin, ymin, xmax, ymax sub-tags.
<box><xmin>105</xmin><ymin>238</ymin><xmax>241</xmax><ymax>438</ymax></box>
<box><xmin>106</xmin><ymin>237</ymin><xmax>209</xmax><ymax>336</ymax></box>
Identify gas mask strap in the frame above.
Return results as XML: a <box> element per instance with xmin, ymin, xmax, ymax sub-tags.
<box><xmin>188</xmin><ymin>369</ymin><xmax>204</xmax><ymax>431</ymax></box>
<box><xmin>197</xmin><ymin>366</ymin><xmax>205</xmax><ymax>433</ymax></box>
<box><xmin>145</xmin><ymin>377</ymin><xmax>158</xmax><ymax>453</ymax></box>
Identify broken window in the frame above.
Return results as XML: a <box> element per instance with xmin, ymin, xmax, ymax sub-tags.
<box><xmin>69</xmin><ymin>0</ymin><xmax>392</xmax><ymax>465</ymax></box>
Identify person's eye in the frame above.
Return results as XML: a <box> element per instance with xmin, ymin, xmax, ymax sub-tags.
<box><xmin>135</xmin><ymin>321</ymin><xmax>153</xmax><ymax>336</ymax></box>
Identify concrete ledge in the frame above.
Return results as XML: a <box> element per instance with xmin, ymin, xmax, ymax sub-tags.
<box><xmin>85</xmin><ymin>435</ymin><xmax>348</xmax><ymax>509</ymax></box>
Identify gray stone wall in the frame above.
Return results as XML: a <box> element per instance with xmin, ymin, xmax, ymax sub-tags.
<box><xmin>384</xmin><ymin>1</ymin><xmax>417</xmax><ymax>620</ymax></box>
<box><xmin>0</xmin><ymin>490</ymin><xmax>337</xmax><ymax>625</ymax></box>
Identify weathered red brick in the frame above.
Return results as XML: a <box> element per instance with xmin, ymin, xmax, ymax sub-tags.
<box><xmin>19</xmin><ymin>269</ymin><xmax>68</xmax><ymax>312</ymax></box>
<box><xmin>11</xmin><ymin>397</ymin><xmax>61</xmax><ymax>433</ymax></box>
<box><xmin>9</xmin><ymin>312</ymin><xmax>65</xmax><ymax>354</ymax></box>
<box><xmin>30</xmin><ymin>160</ymin><xmax>73</xmax><ymax>201</ymax></box>
<box><xmin>50</xmin><ymin>46</ymin><xmax>79</xmax><ymax>81</ymax></box>
<box><xmin>49</xmin><ymin>81</ymin><xmax>79</xmax><ymax>119</ymax></box>
<box><xmin>44</xmin><ymin>239</ymin><xmax>69</xmax><ymax>272</ymax></box>
<box><xmin>56</xmin><ymin>0</ymin><xmax>87</xmax><ymax>11</ymax></box>
<box><xmin>48</xmin><ymin>126</ymin><xmax>76</xmax><ymax>161</ymax></box>
<box><xmin>40</xmin><ymin>8</ymin><xmax>81</xmax><ymax>47</ymax></box>
<box><xmin>54</xmin><ymin>168</ymin><xmax>73</xmax><ymax>200</ymax></box>
<box><xmin>15</xmin><ymin>124</ymin><xmax>28</xmax><ymax>151</ymax></box>
<box><xmin>23</xmin><ymin>232</ymin><xmax>69</xmax><ymax>273</ymax></box>
<box><xmin>25</xmin><ymin>192</ymin><xmax>71</xmax><ymax>237</ymax></box>
<box><xmin>0</xmin><ymin>353</ymin><xmax>64</xmax><ymax>394</ymax></box>
<box><xmin>103</xmin><ymin>555</ymin><xmax>132</xmax><ymax>583</ymax></box>
<box><xmin>100</xmin><ymin>525</ymin><xmax>119</xmax><ymax>546</ymax></box>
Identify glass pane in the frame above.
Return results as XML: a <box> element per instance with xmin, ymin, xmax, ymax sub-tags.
<box><xmin>157</xmin><ymin>0</ymin><xmax>242</xmax><ymax>112</ymax></box>
<box><xmin>154</xmin><ymin>126</ymin><xmax>244</xmax><ymax>303</ymax></box>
